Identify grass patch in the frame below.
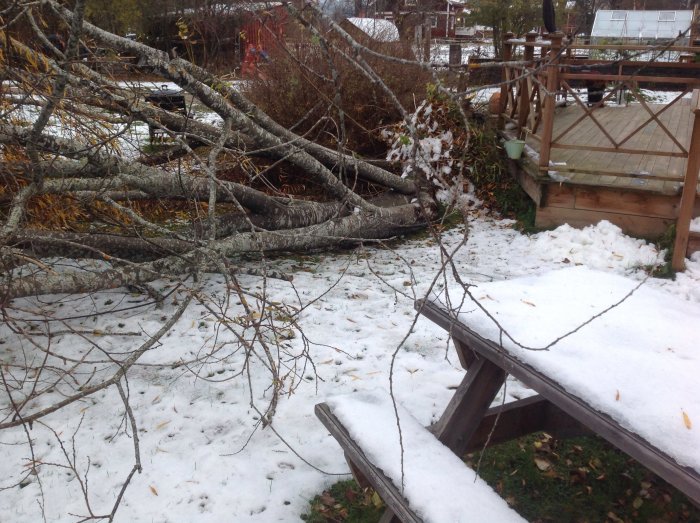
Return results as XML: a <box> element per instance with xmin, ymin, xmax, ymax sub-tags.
<box><xmin>301</xmin><ymin>480</ymin><xmax>384</xmax><ymax>523</ymax></box>
<box><xmin>303</xmin><ymin>433</ymin><xmax>700</xmax><ymax>522</ymax></box>
<box><xmin>649</xmin><ymin>224</ymin><xmax>677</xmax><ymax>279</ymax></box>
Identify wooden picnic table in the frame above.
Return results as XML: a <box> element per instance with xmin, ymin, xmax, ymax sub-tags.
<box><xmin>318</xmin><ymin>268</ymin><xmax>699</xmax><ymax>522</ymax></box>
<box><xmin>416</xmin><ymin>268</ymin><xmax>700</xmax><ymax>505</ymax></box>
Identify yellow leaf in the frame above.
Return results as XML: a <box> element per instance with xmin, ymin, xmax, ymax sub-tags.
<box><xmin>149</xmin><ymin>485</ymin><xmax>158</xmax><ymax>496</ymax></box>
<box><xmin>683</xmin><ymin>410</ymin><xmax>692</xmax><ymax>430</ymax></box>
<box><xmin>156</xmin><ymin>420</ymin><xmax>171</xmax><ymax>430</ymax></box>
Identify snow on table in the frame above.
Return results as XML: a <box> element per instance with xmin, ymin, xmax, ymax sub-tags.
<box><xmin>448</xmin><ymin>266</ymin><xmax>699</xmax><ymax>472</ymax></box>
<box><xmin>326</xmin><ymin>391</ymin><xmax>526</xmax><ymax>523</ymax></box>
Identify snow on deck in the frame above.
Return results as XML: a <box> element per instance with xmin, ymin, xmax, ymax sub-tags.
<box><xmin>448</xmin><ymin>266</ymin><xmax>700</xmax><ymax>472</ymax></box>
<box><xmin>327</xmin><ymin>391</ymin><xmax>526</xmax><ymax>523</ymax></box>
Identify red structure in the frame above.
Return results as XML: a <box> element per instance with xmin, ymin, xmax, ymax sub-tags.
<box><xmin>240</xmin><ymin>4</ymin><xmax>288</xmax><ymax>77</ymax></box>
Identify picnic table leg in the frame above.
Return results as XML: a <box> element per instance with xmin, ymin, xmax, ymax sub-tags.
<box><xmin>432</xmin><ymin>346</ymin><xmax>507</xmax><ymax>455</ymax></box>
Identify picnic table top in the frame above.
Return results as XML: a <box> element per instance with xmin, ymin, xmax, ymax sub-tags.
<box><xmin>425</xmin><ymin>266</ymin><xmax>699</xmax><ymax>475</ymax></box>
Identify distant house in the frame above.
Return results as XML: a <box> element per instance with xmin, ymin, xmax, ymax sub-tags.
<box><xmin>143</xmin><ymin>2</ymin><xmax>288</xmax><ymax>67</ymax></box>
<box><xmin>590</xmin><ymin>10</ymin><xmax>693</xmax><ymax>45</ymax></box>
<box><xmin>376</xmin><ymin>0</ymin><xmax>467</xmax><ymax>40</ymax></box>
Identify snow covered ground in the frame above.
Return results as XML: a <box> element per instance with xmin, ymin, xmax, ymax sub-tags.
<box><xmin>1</xmin><ymin>215</ymin><xmax>699</xmax><ymax>522</ymax></box>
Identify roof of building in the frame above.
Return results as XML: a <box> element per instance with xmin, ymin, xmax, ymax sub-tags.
<box><xmin>591</xmin><ymin>10</ymin><xmax>693</xmax><ymax>40</ymax></box>
<box><xmin>345</xmin><ymin>18</ymin><xmax>400</xmax><ymax>42</ymax></box>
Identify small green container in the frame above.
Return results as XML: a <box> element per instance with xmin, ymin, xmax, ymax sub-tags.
<box><xmin>504</xmin><ymin>139</ymin><xmax>526</xmax><ymax>159</ymax></box>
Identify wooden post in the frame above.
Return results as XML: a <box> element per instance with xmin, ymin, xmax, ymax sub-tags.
<box><xmin>517</xmin><ymin>32</ymin><xmax>538</xmax><ymax>131</ymax></box>
<box><xmin>672</xmin><ymin>99</ymin><xmax>700</xmax><ymax>271</ymax></box>
<box><xmin>538</xmin><ymin>32</ymin><xmax>563</xmax><ymax>173</ymax></box>
<box><xmin>498</xmin><ymin>32</ymin><xmax>514</xmax><ymax>129</ymax></box>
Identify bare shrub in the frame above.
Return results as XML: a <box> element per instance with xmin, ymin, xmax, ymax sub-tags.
<box><xmin>244</xmin><ymin>27</ymin><xmax>430</xmax><ymax>157</ymax></box>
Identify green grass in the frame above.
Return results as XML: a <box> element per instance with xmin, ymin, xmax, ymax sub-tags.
<box><xmin>303</xmin><ymin>433</ymin><xmax>700</xmax><ymax>522</ymax></box>
<box><xmin>301</xmin><ymin>480</ymin><xmax>385</xmax><ymax>523</ymax></box>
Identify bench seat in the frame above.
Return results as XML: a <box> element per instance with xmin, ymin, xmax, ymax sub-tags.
<box><xmin>316</xmin><ymin>391</ymin><xmax>526</xmax><ymax>523</ymax></box>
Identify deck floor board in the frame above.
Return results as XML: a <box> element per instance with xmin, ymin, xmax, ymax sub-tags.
<box><xmin>524</xmin><ymin>98</ymin><xmax>697</xmax><ymax>193</ymax></box>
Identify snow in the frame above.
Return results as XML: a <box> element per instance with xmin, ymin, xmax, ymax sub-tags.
<box><xmin>691</xmin><ymin>216</ymin><xmax>700</xmax><ymax>233</ymax></box>
<box><xmin>326</xmin><ymin>391</ymin><xmax>526</xmax><ymax>522</ymax></box>
<box><xmin>443</xmin><ymin>266</ymin><xmax>700</xmax><ymax>471</ymax></box>
<box><xmin>1</xmin><ymin>214</ymin><xmax>699</xmax><ymax>521</ymax></box>
<box><xmin>346</xmin><ymin>18</ymin><xmax>400</xmax><ymax>43</ymax></box>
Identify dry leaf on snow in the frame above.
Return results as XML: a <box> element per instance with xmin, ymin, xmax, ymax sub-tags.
<box><xmin>683</xmin><ymin>410</ymin><xmax>692</xmax><ymax>430</ymax></box>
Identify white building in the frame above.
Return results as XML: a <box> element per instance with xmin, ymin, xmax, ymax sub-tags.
<box><xmin>590</xmin><ymin>10</ymin><xmax>694</xmax><ymax>44</ymax></box>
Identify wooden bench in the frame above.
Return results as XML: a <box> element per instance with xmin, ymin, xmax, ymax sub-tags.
<box><xmin>315</xmin><ymin>391</ymin><xmax>526</xmax><ymax>523</ymax></box>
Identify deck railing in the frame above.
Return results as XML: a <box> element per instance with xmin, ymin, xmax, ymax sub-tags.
<box><xmin>499</xmin><ymin>33</ymin><xmax>700</xmax><ymax>269</ymax></box>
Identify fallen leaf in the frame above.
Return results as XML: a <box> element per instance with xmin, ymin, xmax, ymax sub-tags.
<box><xmin>615</xmin><ymin>390</ymin><xmax>620</xmax><ymax>401</ymax></box>
<box><xmin>683</xmin><ymin>410</ymin><xmax>692</xmax><ymax>429</ymax></box>
<box><xmin>155</xmin><ymin>420</ymin><xmax>171</xmax><ymax>430</ymax></box>
<box><xmin>149</xmin><ymin>485</ymin><xmax>158</xmax><ymax>496</ymax></box>
<box><xmin>521</xmin><ymin>299</ymin><xmax>536</xmax><ymax>307</ymax></box>
<box><xmin>534</xmin><ymin>457</ymin><xmax>551</xmax><ymax>471</ymax></box>
<box><xmin>607</xmin><ymin>512</ymin><xmax>624</xmax><ymax>523</ymax></box>
<box><xmin>632</xmin><ymin>497</ymin><xmax>643</xmax><ymax>509</ymax></box>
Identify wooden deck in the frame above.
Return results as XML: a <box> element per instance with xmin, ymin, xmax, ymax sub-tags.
<box><xmin>495</xmin><ymin>33</ymin><xmax>700</xmax><ymax>255</ymax></box>
<box><xmin>509</xmin><ymin>99</ymin><xmax>700</xmax><ymax>240</ymax></box>
<box><xmin>532</xmin><ymin>99</ymin><xmax>694</xmax><ymax>193</ymax></box>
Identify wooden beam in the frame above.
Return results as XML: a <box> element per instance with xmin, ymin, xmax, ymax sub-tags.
<box><xmin>463</xmin><ymin>395</ymin><xmax>592</xmax><ymax>453</ymax></box>
<box><xmin>549</xmin><ymin>143</ymin><xmax>687</xmax><ymax>158</ymax></box>
<box><xmin>538</xmin><ymin>33</ymin><xmax>563</xmax><ymax>171</ymax></box>
<box><xmin>431</xmin><ymin>355</ymin><xmax>506</xmax><ymax>455</ymax></box>
<box><xmin>673</xmin><ymin>101</ymin><xmax>700</xmax><ymax>271</ymax></box>
<box><xmin>535</xmin><ymin>206</ymin><xmax>673</xmax><ymax>238</ymax></box>
<box><xmin>574</xmin><ymin>187</ymin><xmax>682</xmax><ymax>219</ymax></box>
<box><xmin>508</xmin><ymin>158</ymin><xmax>544</xmax><ymax>206</ymax></box>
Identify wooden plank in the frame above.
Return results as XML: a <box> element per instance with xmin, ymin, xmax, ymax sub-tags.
<box><xmin>417</xmin><ymin>300</ymin><xmax>700</xmax><ymax>504</ymax></box>
<box><xmin>561</xmin><ymin>73</ymin><xmax>700</xmax><ymax>85</ymax></box>
<box><xmin>574</xmin><ymin>187</ymin><xmax>681</xmax><ymax>219</ymax></box>
<box><xmin>550</xmin><ymin>143</ymin><xmax>686</xmax><ymax>157</ymax></box>
<box><xmin>315</xmin><ymin>403</ymin><xmax>422</xmax><ymax>523</ymax></box>
<box><xmin>463</xmin><ymin>395</ymin><xmax>592</xmax><ymax>453</ymax></box>
<box><xmin>431</xmin><ymin>355</ymin><xmax>506</xmax><ymax>455</ymax></box>
<box><xmin>540</xmin><ymin>166</ymin><xmax>683</xmax><ymax>183</ymax></box>
<box><xmin>673</xmin><ymin>108</ymin><xmax>700</xmax><ymax>270</ymax></box>
<box><xmin>544</xmin><ymin>183</ymin><xmax>576</xmax><ymax>208</ymax></box>
<box><xmin>508</xmin><ymin>160</ymin><xmax>543</xmax><ymax>206</ymax></box>
<box><xmin>535</xmin><ymin>206</ymin><xmax>673</xmax><ymax>238</ymax></box>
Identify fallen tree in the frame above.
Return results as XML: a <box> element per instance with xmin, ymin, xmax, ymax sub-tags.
<box><xmin>0</xmin><ymin>1</ymin><xmax>476</xmax><ymax>520</ymax></box>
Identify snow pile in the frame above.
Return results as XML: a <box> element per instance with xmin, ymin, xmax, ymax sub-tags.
<box><xmin>513</xmin><ymin>221</ymin><xmax>662</xmax><ymax>273</ymax></box>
